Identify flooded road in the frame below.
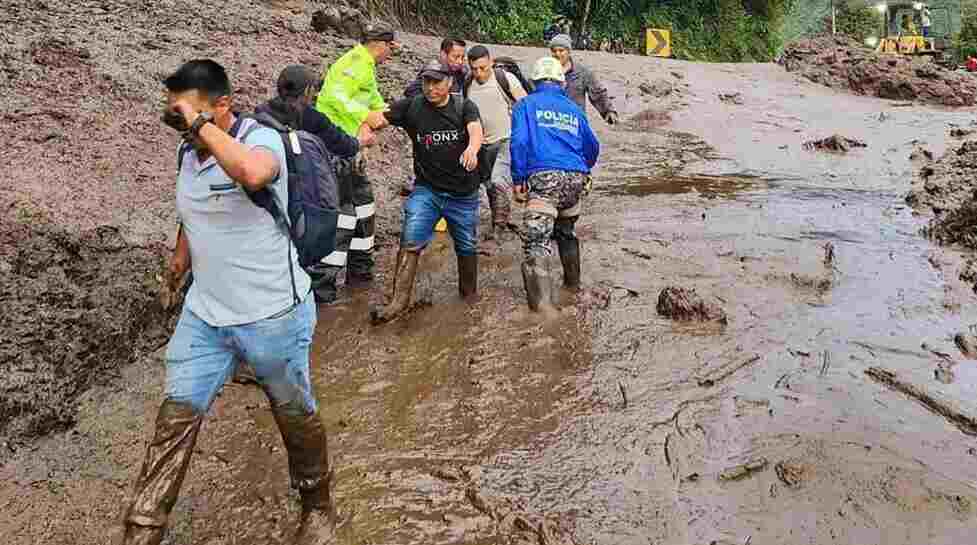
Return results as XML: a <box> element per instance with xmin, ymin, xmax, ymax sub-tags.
<box><xmin>256</xmin><ymin>57</ymin><xmax>977</xmax><ymax>544</ymax></box>
<box><xmin>5</xmin><ymin>38</ymin><xmax>977</xmax><ymax>545</ymax></box>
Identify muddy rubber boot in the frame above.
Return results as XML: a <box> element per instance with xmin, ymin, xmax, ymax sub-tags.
<box><xmin>556</xmin><ymin>238</ymin><xmax>581</xmax><ymax>289</ymax></box>
<box><xmin>521</xmin><ymin>258</ymin><xmax>556</xmax><ymax>313</ymax></box>
<box><xmin>485</xmin><ymin>185</ymin><xmax>499</xmax><ymax>242</ymax></box>
<box><xmin>272</xmin><ymin>409</ymin><xmax>335</xmax><ymax>545</ymax></box>
<box><xmin>370</xmin><ymin>249</ymin><xmax>420</xmax><ymax>325</ymax></box>
<box><xmin>457</xmin><ymin>255</ymin><xmax>478</xmax><ymax>304</ymax></box>
<box><xmin>121</xmin><ymin>399</ymin><xmax>203</xmax><ymax>545</ymax></box>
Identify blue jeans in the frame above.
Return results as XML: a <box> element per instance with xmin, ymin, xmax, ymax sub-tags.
<box><xmin>165</xmin><ymin>294</ymin><xmax>318</xmax><ymax>415</ymax></box>
<box><xmin>402</xmin><ymin>184</ymin><xmax>479</xmax><ymax>256</ymax></box>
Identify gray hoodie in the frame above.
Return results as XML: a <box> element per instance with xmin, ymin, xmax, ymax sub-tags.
<box><xmin>564</xmin><ymin>60</ymin><xmax>615</xmax><ymax>120</ymax></box>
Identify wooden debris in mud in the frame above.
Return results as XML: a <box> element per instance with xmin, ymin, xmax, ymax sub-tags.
<box><xmin>622</xmin><ymin>247</ymin><xmax>653</xmax><ymax>260</ymax></box>
<box><xmin>865</xmin><ymin>366</ymin><xmax>977</xmax><ymax>436</ymax></box>
<box><xmin>657</xmin><ymin>286</ymin><xmax>728</xmax><ymax>324</ymax></box>
<box><xmin>819</xmin><ymin>350</ymin><xmax>831</xmax><ymax>377</ymax></box>
<box><xmin>718</xmin><ymin>91</ymin><xmax>745</xmax><ymax>105</ymax></box>
<box><xmin>697</xmin><ymin>354</ymin><xmax>762</xmax><ymax>388</ymax></box>
<box><xmin>802</xmin><ymin>135</ymin><xmax>867</xmax><ymax>153</ymax></box>
<box><xmin>719</xmin><ymin>458</ymin><xmax>768</xmax><ymax>481</ymax></box>
<box><xmin>823</xmin><ymin>242</ymin><xmax>835</xmax><ymax>268</ymax></box>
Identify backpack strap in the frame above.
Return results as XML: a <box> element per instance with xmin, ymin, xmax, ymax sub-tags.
<box><xmin>232</xmin><ymin>114</ymin><xmax>301</xmax><ymax>305</ymax></box>
<box><xmin>494</xmin><ymin>67</ymin><xmax>517</xmax><ymax>105</ymax></box>
<box><xmin>176</xmin><ymin>141</ymin><xmax>190</xmax><ymax>174</ymax></box>
<box><xmin>463</xmin><ymin>69</ymin><xmax>516</xmax><ymax>105</ymax></box>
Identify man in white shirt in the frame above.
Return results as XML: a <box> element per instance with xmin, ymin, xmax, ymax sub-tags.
<box><xmin>465</xmin><ymin>45</ymin><xmax>527</xmax><ymax>241</ymax></box>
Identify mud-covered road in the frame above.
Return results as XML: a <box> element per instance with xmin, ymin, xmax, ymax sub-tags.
<box><xmin>5</xmin><ymin>8</ymin><xmax>977</xmax><ymax>545</ymax></box>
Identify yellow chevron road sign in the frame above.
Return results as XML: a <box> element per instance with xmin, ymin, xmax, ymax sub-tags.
<box><xmin>646</xmin><ymin>28</ymin><xmax>671</xmax><ymax>57</ymax></box>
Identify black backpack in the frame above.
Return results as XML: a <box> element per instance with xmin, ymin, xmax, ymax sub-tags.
<box><xmin>463</xmin><ymin>56</ymin><xmax>534</xmax><ymax>102</ymax></box>
<box><xmin>176</xmin><ymin>114</ymin><xmax>342</xmax><ymax>301</ymax></box>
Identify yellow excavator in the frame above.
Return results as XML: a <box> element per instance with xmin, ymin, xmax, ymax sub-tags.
<box><xmin>874</xmin><ymin>2</ymin><xmax>943</xmax><ymax>57</ymax></box>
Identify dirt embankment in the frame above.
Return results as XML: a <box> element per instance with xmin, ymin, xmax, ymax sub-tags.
<box><xmin>0</xmin><ymin>0</ymin><xmax>426</xmax><ymax>455</ymax></box>
<box><xmin>906</xmin><ymin>130</ymin><xmax>977</xmax><ymax>293</ymax></box>
<box><xmin>0</xmin><ymin>222</ymin><xmax>175</xmax><ymax>454</ymax></box>
<box><xmin>780</xmin><ymin>35</ymin><xmax>977</xmax><ymax>107</ymax></box>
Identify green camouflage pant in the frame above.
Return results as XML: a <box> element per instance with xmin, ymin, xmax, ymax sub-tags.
<box><xmin>523</xmin><ymin>170</ymin><xmax>588</xmax><ymax>259</ymax></box>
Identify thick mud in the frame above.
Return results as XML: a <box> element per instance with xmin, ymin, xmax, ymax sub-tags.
<box><xmin>0</xmin><ymin>222</ymin><xmax>175</xmax><ymax>455</ymax></box>
<box><xmin>781</xmin><ymin>35</ymin><xmax>977</xmax><ymax>107</ymax></box>
<box><xmin>5</xmin><ymin>4</ymin><xmax>977</xmax><ymax>545</ymax></box>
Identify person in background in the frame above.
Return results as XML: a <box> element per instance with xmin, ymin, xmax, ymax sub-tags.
<box><xmin>404</xmin><ymin>37</ymin><xmax>469</xmax><ymax>99</ymax></box>
<box><xmin>921</xmin><ymin>6</ymin><xmax>932</xmax><ymax>38</ymax></box>
<box><xmin>464</xmin><ymin>45</ymin><xmax>527</xmax><ymax>241</ymax></box>
<box><xmin>314</xmin><ymin>24</ymin><xmax>399</xmax><ymax>301</ymax></box>
<box><xmin>258</xmin><ymin>65</ymin><xmax>372</xmax><ymax>307</ymax></box>
<box><xmin>548</xmin><ymin>34</ymin><xmax>618</xmax><ymax>125</ymax></box>
<box><xmin>510</xmin><ymin>56</ymin><xmax>599</xmax><ymax>315</ymax></box>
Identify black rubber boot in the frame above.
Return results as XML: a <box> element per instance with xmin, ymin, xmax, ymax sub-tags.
<box><xmin>272</xmin><ymin>408</ymin><xmax>335</xmax><ymax>545</ymax></box>
<box><xmin>556</xmin><ymin>238</ymin><xmax>581</xmax><ymax>289</ymax></box>
<box><xmin>457</xmin><ymin>255</ymin><xmax>478</xmax><ymax>304</ymax></box>
<box><xmin>370</xmin><ymin>249</ymin><xmax>420</xmax><ymax>325</ymax></box>
<box><xmin>521</xmin><ymin>258</ymin><xmax>556</xmax><ymax>313</ymax></box>
<box><xmin>121</xmin><ymin>400</ymin><xmax>203</xmax><ymax>545</ymax></box>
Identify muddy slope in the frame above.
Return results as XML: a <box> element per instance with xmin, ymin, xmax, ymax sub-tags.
<box><xmin>0</xmin><ymin>223</ymin><xmax>175</xmax><ymax>453</ymax></box>
<box><xmin>781</xmin><ymin>35</ymin><xmax>977</xmax><ymax>106</ymax></box>
<box><xmin>0</xmin><ymin>0</ymin><xmax>421</xmax><ymax>453</ymax></box>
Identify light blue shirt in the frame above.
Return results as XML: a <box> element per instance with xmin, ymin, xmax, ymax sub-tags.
<box><xmin>176</xmin><ymin>119</ymin><xmax>311</xmax><ymax>327</ymax></box>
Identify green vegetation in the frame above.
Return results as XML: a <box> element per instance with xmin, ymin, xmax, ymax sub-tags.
<box><xmin>957</xmin><ymin>0</ymin><xmax>977</xmax><ymax>60</ymax></box>
<box><xmin>835</xmin><ymin>2</ymin><xmax>883</xmax><ymax>44</ymax></box>
<box><xmin>439</xmin><ymin>0</ymin><xmax>797</xmax><ymax>61</ymax></box>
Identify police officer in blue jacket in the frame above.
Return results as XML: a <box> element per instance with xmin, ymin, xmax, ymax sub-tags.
<box><xmin>511</xmin><ymin>56</ymin><xmax>600</xmax><ymax>313</ymax></box>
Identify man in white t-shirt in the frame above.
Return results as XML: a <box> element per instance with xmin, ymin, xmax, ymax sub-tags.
<box><xmin>121</xmin><ymin>60</ymin><xmax>334</xmax><ymax>545</ymax></box>
<box><xmin>465</xmin><ymin>45</ymin><xmax>527</xmax><ymax>241</ymax></box>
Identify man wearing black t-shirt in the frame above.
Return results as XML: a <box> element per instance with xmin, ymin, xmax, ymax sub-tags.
<box><xmin>370</xmin><ymin>61</ymin><xmax>484</xmax><ymax>324</ymax></box>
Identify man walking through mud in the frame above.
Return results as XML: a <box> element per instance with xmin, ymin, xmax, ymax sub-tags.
<box><xmin>549</xmin><ymin>34</ymin><xmax>618</xmax><ymax>125</ymax></box>
<box><xmin>314</xmin><ymin>24</ymin><xmax>399</xmax><ymax>302</ymax></box>
<box><xmin>511</xmin><ymin>56</ymin><xmax>600</xmax><ymax>314</ymax></box>
<box><xmin>370</xmin><ymin>61</ymin><xmax>484</xmax><ymax>324</ymax></box>
<box><xmin>123</xmin><ymin>60</ymin><xmax>334</xmax><ymax>545</ymax></box>
<box><xmin>464</xmin><ymin>45</ymin><xmax>527</xmax><ymax>242</ymax></box>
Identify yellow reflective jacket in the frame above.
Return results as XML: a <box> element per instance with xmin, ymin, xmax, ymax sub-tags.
<box><xmin>315</xmin><ymin>45</ymin><xmax>386</xmax><ymax>136</ymax></box>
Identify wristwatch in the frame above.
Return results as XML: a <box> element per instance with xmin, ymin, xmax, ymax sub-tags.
<box><xmin>188</xmin><ymin>111</ymin><xmax>214</xmax><ymax>136</ymax></box>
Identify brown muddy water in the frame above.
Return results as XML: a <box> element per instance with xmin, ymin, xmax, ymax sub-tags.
<box><xmin>6</xmin><ymin>43</ymin><xmax>977</xmax><ymax>544</ymax></box>
<box><xmin>283</xmin><ymin>61</ymin><xmax>977</xmax><ymax>544</ymax></box>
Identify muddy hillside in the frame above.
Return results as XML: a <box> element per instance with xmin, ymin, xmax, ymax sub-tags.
<box><xmin>5</xmin><ymin>2</ymin><xmax>977</xmax><ymax>545</ymax></box>
<box><xmin>0</xmin><ymin>0</ymin><xmax>422</xmax><ymax>453</ymax></box>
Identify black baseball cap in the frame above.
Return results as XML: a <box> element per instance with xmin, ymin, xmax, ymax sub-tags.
<box><xmin>277</xmin><ymin>65</ymin><xmax>316</xmax><ymax>99</ymax></box>
<box><xmin>420</xmin><ymin>60</ymin><xmax>451</xmax><ymax>81</ymax></box>
<box><xmin>362</xmin><ymin>23</ymin><xmax>398</xmax><ymax>44</ymax></box>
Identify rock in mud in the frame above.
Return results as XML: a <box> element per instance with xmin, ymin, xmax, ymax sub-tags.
<box><xmin>775</xmin><ymin>459</ymin><xmax>812</xmax><ymax>488</ymax></box>
<box><xmin>638</xmin><ymin>78</ymin><xmax>674</xmax><ymax>98</ymax></box>
<box><xmin>310</xmin><ymin>3</ymin><xmax>369</xmax><ymax>38</ymax></box>
<box><xmin>718</xmin><ymin>92</ymin><xmax>744</xmax><ymax>105</ymax></box>
<box><xmin>628</xmin><ymin>108</ymin><xmax>672</xmax><ymax>130</ymax></box>
<box><xmin>802</xmin><ymin>134</ymin><xmax>867</xmax><ymax>153</ymax></box>
<box><xmin>656</xmin><ymin>286</ymin><xmax>727</xmax><ymax>324</ymax></box>
<box><xmin>954</xmin><ymin>333</ymin><xmax>977</xmax><ymax>359</ymax></box>
<box><xmin>781</xmin><ymin>36</ymin><xmax>977</xmax><ymax>107</ymax></box>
